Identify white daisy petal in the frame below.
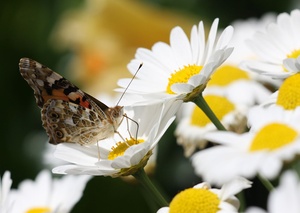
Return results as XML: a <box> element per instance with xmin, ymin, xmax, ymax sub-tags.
<box><xmin>152</xmin><ymin>42</ymin><xmax>179</xmax><ymax>73</ymax></box>
<box><xmin>197</xmin><ymin>21</ymin><xmax>206</xmax><ymax>64</ymax></box>
<box><xmin>170</xmin><ymin>26</ymin><xmax>193</xmax><ymax>66</ymax></box>
<box><xmin>0</xmin><ymin>171</ymin><xmax>13</xmax><ymax>213</ymax></box>
<box><xmin>204</xmin><ymin>18</ymin><xmax>219</xmax><ymax>63</ymax></box>
<box><xmin>188</xmin><ymin>73</ymin><xmax>207</xmax><ymax>87</ymax></box>
<box><xmin>219</xmin><ymin>177</ymin><xmax>252</xmax><ymax>201</ymax></box>
<box><xmin>171</xmin><ymin>83</ymin><xmax>194</xmax><ymax>94</ymax></box>
<box><xmin>215</xmin><ymin>25</ymin><xmax>234</xmax><ymax>50</ymax></box>
<box><xmin>190</xmin><ymin>25</ymin><xmax>200</xmax><ymax>63</ymax></box>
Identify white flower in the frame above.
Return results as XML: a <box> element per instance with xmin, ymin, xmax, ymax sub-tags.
<box><xmin>226</xmin><ymin>12</ymin><xmax>281</xmax><ymax>87</ymax></box>
<box><xmin>52</xmin><ymin>99</ymin><xmax>180</xmax><ymax>177</ymax></box>
<box><xmin>157</xmin><ymin>177</ymin><xmax>252</xmax><ymax>213</ymax></box>
<box><xmin>9</xmin><ymin>170</ymin><xmax>91</xmax><ymax>213</ymax></box>
<box><xmin>206</xmin><ymin>64</ymin><xmax>271</xmax><ymax>107</ymax></box>
<box><xmin>192</xmin><ymin>106</ymin><xmax>300</xmax><ymax>186</ymax></box>
<box><xmin>227</xmin><ymin>13</ymin><xmax>276</xmax><ymax>64</ymax></box>
<box><xmin>258</xmin><ymin>72</ymin><xmax>300</xmax><ymax>111</ymax></box>
<box><xmin>245</xmin><ymin>171</ymin><xmax>300</xmax><ymax>213</ymax></box>
<box><xmin>240</xmin><ymin>9</ymin><xmax>300</xmax><ymax>79</ymax></box>
<box><xmin>175</xmin><ymin>92</ymin><xmax>248</xmax><ymax>157</ymax></box>
<box><xmin>0</xmin><ymin>171</ymin><xmax>13</xmax><ymax>213</ymax></box>
<box><xmin>117</xmin><ymin>18</ymin><xmax>233</xmax><ymax>101</ymax></box>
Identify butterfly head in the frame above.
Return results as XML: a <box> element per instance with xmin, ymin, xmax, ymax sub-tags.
<box><xmin>106</xmin><ymin>106</ymin><xmax>124</xmax><ymax>130</ymax></box>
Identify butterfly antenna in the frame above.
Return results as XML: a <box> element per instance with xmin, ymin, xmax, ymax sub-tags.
<box><xmin>115</xmin><ymin>63</ymin><xmax>143</xmax><ymax>106</ymax></box>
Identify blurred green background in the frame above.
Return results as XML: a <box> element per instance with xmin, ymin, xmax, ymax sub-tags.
<box><xmin>0</xmin><ymin>0</ymin><xmax>295</xmax><ymax>212</ymax></box>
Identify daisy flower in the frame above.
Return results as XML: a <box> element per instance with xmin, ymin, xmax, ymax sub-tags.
<box><xmin>0</xmin><ymin>171</ymin><xmax>13</xmax><ymax>213</ymax></box>
<box><xmin>227</xmin><ymin>13</ymin><xmax>275</xmax><ymax>65</ymax></box>
<box><xmin>206</xmin><ymin>65</ymin><xmax>271</xmax><ymax>106</ymax></box>
<box><xmin>117</xmin><ymin>18</ymin><xmax>234</xmax><ymax>102</ymax></box>
<box><xmin>9</xmin><ymin>170</ymin><xmax>91</xmax><ymax>213</ymax></box>
<box><xmin>257</xmin><ymin>70</ymin><xmax>300</xmax><ymax>111</ymax></box>
<box><xmin>246</xmin><ymin>171</ymin><xmax>300</xmax><ymax>213</ymax></box>
<box><xmin>225</xmin><ymin>13</ymin><xmax>281</xmax><ymax>87</ymax></box>
<box><xmin>175</xmin><ymin>92</ymin><xmax>248</xmax><ymax>157</ymax></box>
<box><xmin>52</xmin><ymin>99</ymin><xmax>180</xmax><ymax>177</ymax></box>
<box><xmin>240</xmin><ymin>9</ymin><xmax>300</xmax><ymax>79</ymax></box>
<box><xmin>192</xmin><ymin>106</ymin><xmax>300</xmax><ymax>186</ymax></box>
<box><xmin>157</xmin><ymin>177</ymin><xmax>252</xmax><ymax>213</ymax></box>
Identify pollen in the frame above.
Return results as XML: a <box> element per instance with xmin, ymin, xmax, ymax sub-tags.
<box><xmin>26</xmin><ymin>207</ymin><xmax>51</xmax><ymax>213</ymax></box>
<box><xmin>249</xmin><ymin>123</ymin><xmax>297</xmax><ymax>151</ymax></box>
<box><xmin>287</xmin><ymin>49</ymin><xmax>300</xmax><ymax>59</ymax></box>
<box><xmin>276</xmin><ymin>73</ymin><xmax>300</xmax><ymax>110</ymax></box>
<box><xmin>190</xmin><ymin>95</ymin><xmax>235</xmax><ymax>127</ymax></box>
<box><xmin>207</xmin><ymin>65</ymin><xmax>250</xmax><ymax>86</ymax></box>
<box><xmin>169</xmin><ymin>187</ymin><xmax>220</xmax><ymax>213</ymax></box>
<box><xmin>166</xmin><ymin>65</ymin><xmax>203</xmax><ymax>94</ymax></box>
<box><xmin>108</xmin><ymin>138</ymin><xmax>145</xmax><ymax>160</ymax></box>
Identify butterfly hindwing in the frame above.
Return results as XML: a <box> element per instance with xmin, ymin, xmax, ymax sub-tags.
<box><xmin>42</xmin><ymin>99</ymin><xmax>115</xmax><ymax>145</ymax></box>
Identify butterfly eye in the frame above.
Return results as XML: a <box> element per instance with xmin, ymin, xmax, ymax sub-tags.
<box><xmin>55</xmin><ymin>130</ymin><xmax>64</xmax><ymax>139</ymax></box>
<box><xmin>113</xmin><ymin>111</ymin><xmax>119</xmax><ymax>118</ymax></box>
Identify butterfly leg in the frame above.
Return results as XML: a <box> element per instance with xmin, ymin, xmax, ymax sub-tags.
<box><xmin>96</xmin><ymin>142</ymin><xmax>101</xmax><ymax>161</ymax></box>
<box><xmin>115</xmin><ymin>131</ymin><xmax>130</xmax><ymax>147</ymax></box>
<box><xmin>123</xmin><ymin>113</ymin><xmax>139</xmax><ymax>141</ymax></box>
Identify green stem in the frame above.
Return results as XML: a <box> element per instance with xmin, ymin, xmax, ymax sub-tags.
<box><xmin>193</xmin><ymin>94</ymin><xmax>227</xmax><ymax>131</ymax></box>
<box><xmin>258</xmin><ymin>174</ymin><xmax>274</xmax><ymax>191</ymax></box>
<box><xmin>237</xmin><ymin>192</ymin><xmax>246</xmax><ymax>212</ymax></box>
<box><xmin>133</xmin><ymin>168</ymin><xmax>169</xmax><ymax>207</ymax></box>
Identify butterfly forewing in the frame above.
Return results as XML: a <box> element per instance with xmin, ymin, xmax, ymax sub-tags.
<box><xmin>19</xmin><ymin>58</ymin><xmax>95</xmax><ymax>109</ymax></box>
<box><xmin>19</xmin><ymin>58</ymin><xmax>124</xmax><ymax>145</ymax></box>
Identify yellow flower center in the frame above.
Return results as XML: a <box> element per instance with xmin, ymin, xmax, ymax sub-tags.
<box><xmin>166</xmin><ymin>65</ymin><xmax>203</xmax><ymax>94</ymax></box>
<box><xmin>169</xmin><ymin>188</ymin><xmax>220</xmax><ymax>213</ymax></box>
<box><xmin>190</xmin><ymin>95</ymin><xmax>235</xmax><ymax>127</ymax></box>
<box><xmin>26</xmin><ymin>207</ymin><xmax>51</xmax><ymax>213</ymax></box>
<box><xmin>207</xmin><ymin>65</ymin><xmax>250</xmax><ymax>86</ymax></box>
<box><xmin>276</xmin><ymin>73</ymin><xmax>300</xmax><ymax>110</ymax></box>
<box><xmin>287</xmin><ymin>49</ymin><xmax>300</xmax><ymax>59</ymax></box>
<box><xmin>108</xmin><ymin>138</ymin><xmax>145</xmax><ymax>160</ymax></box>
<box><xmin>249</xmin><ymin>123</ymin><xmax>297</xmax><ymax>151</ymax></box>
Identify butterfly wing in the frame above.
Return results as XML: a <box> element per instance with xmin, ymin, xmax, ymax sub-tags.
<box><xmin>19</xmin><ymin>57</ymin><xmax>107</xmax><ymax>110</ymax></box>
<box><xmin>42</xmin><ymin>99</ymin><xmax>115</xmax><ymax>145</ymax></box>
<box><xmin>19</xmin><ymin>58</ymin><xmax>120</xmax><ymax>144</ymax></box>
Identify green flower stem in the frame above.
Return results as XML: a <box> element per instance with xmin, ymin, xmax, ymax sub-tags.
<box><xmin>237</xmin><ymin>192</ymin><xmax>246</xmax><ymax>212</ymax></box>
<box><xmin>193</xmin><ymin>94</ymin><xmax>227</xmax><ymax>131</ymax></box>
<box><xmin>133</xmin><ymin>168</ymin><xmax>169</xmax><ymax>207</ymax></box>
<box><xmin>258</xmin><ymin>174</ymin><xmax>274</xmax><ymax>191</ymax></box>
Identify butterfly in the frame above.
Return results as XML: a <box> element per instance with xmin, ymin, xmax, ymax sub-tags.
<box><xmin>19</xmin><ymin>58</ymin><xmax>124</xmax><ymax>145</ymax></box>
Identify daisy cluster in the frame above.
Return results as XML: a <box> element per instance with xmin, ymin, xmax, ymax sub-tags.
<box><xmin>117</xmin><ymin>9</ymin><xmax>300</xmax><ymax>212</ymax></box>
<box><xmin>7</xmin><ymin>8</ymin><xmax>300</xmax><ymax>213</ymax></box>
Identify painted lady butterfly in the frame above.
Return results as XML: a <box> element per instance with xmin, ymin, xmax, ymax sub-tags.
<box><xmin>19</xmin><ymin>58</ymin><xmax>124</xmax><ymax>145</ymax></box>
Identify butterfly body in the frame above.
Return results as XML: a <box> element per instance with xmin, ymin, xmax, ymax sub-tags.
<box><xmin>19</xmin><ymin>58</ymin><xmax>124</xmax><ymax>145</ymax></box>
